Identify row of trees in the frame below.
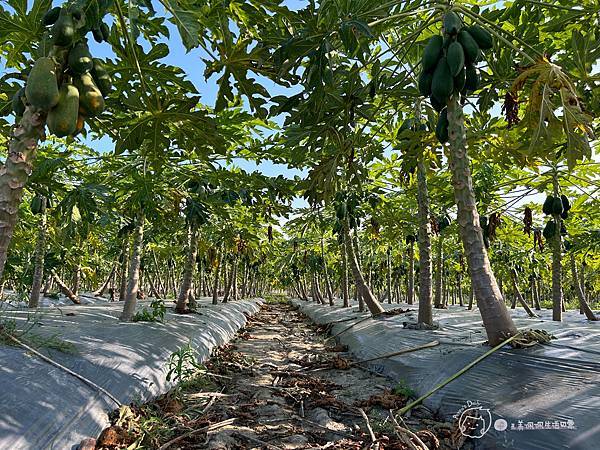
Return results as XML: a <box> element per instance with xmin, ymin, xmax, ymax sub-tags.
<box><xmin>1</xmin><ymin>1</ymin><xmax>598</xmax><ymax>345</ymax></box>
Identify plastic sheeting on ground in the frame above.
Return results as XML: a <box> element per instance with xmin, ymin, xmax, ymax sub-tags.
<box><xmin>0</xmin><ymin>297</ymin><xmax>262</xmax><ymax>450</ymax></box>
<box><xmin>292</xmin><ymin>299</ymin><xmax>600</xmax><ymax>450</ymax></box>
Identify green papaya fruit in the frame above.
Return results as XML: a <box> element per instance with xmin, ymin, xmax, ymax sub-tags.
<box><xmin>446</xmin><ymin>41</ymin><xmax>465</xmax><ymax>77</ymax></box>
<box><xmin>51</xmin><ymin>8</ymin><xmax>75</xmax><ymax>47</ymax></box>
<box><xmin>91</xmin><ymin>58</ymin><xmax>113</xmax><ymax>96</ymax></box>
<box><xmin>30</xmin><ymin>196</ymin><xmax>43</xmax><ymax>214</ymax></box>
<box><xmin>68</xmin><ymin>41</ymin><xmax>93</xmax><ymax>75</ymax></box>
<box><xmin>422</xmin><ymin>35</ymin><xmax>444</xmax><ymax>72</ymax></box>
<box><xmin>418</xmin><ymin>70</ymin><xmax>433</xmax><ymax>96</ymax></box>
<box><xmin>466</xmin><ymin>25</ymin><xmax>493</xmax><ymax>50</ymax></box>
<box><xmin>42</xmin><ymin>7</ymin><xmax>61</xmax><ymax>26</ymax></box>
<box><xmin>25</xmin><ymin>57</ymin><xmax>59</xmax><ymax>110</ymax></box>
<box><xmin>430</xmin><ymin>94</ymin><xmax>444</xmax><ymax>112</ymax></box>
<box><xmin>542</xmin><ymin>195</ymin><xmax>554</xmax><ymax>215</ymax></box>
<box><xmin>457</xmin><ymin>30</ymin><xmax>480</xmax><ymax>64</ymax></box>
<box><xmin>443</xmin><ymin>11</ymin><xmax>462</xmax><ymax>35</ymax></box>
<box><xmin>92</xmin><ymin>28</ymin><xmax>104</xmax><ymax>43</ymax></box>
<box><xmin>560</xmin><ymin>211</ymin><xmax>569</xmax><ymax>220</ymax></box>
<box><xmin>47</xmin><ymin>83</ymin><xmax>79</xmax><ymax>137</ymax></box>
<box><xmin>336</xmin><ymin>203</ymin><xmax>347</xmax><ymax>220</ymax></box>
<box><xmin>560</xmin><ymin>223</ymin><xmax>567</xmax><ymax>236</ymax></box>
<box><xmin>454</xmin><ymin>66</ymin><xmax>466</xmax><ymax>92</ymax></box>
<box><xmin>552</xmin><ymin>197</ymin><xmax>563</xmax><ymax>215</ymax></box>
<box><xmin>431</xmin><ymin>56</ymin><xmax>453</xmax><ymax>104</ymax></box>
<box><xmin>543</xmin><ymin>220</ymin><xmax>556</xmax><ymax>240</ymax></box>
<box><xmin>560</xmin><ymin>194</ymin><xmax>571</xmax><ymax>212</ymax></box>
<box><xmin>75</xmin><ymin>73</ymin><xmax>105</xmax><ymax>117</ymax></box>
<box><xmin>435</xmin><ymin>108</ymin><xmax>449</xmax><ymax>144</ymax></box>
<box><xmin>100</xmin><ymin>23</ymin><xmax>110</xmax><ymax>41</ymax></box>
<box><xmin>12</xmin><ymin>87</ymin><xmax>26</xmax><ymax>117</ymax></box>
<box><xmin>464</xmin><ymin>64</ymin><xmax>479</xmax><ymax>92</ymax></box>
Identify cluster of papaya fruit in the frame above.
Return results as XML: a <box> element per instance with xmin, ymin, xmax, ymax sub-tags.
<box><xmin>418</xmin><ymin>10</ymin><xmax>493</xmax><ymax>144</ymax></box>
<box><xmin>11</xmin><ymin>4</ymin><xmax>113</xmax><ymax>138</ymax></box>
<box><xmin>542</xmin><ymin>195</ymin><xmax>570</xmax><ymax>240</ymax></box>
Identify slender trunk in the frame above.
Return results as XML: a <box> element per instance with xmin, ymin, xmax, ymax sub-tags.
<box><xmin>343</xmin><ymin>219</ymin><xmax>384</xmax><ymax>315</ymax></box>
<box><xmin>321</xmin><ymin>236</ymin><xmax>334</xmax><ymax>305</ymax></box>
<box><xmin>71</xmin><ymin>255</ymin><xmax>81</xmax><ymax>296</ymax></box>
<box><xmin>434</xmin><ymin>235</ymin><xmax>444</xmax><ymax>308</ymax></box>
<box><xmin>416</xmin><ymin>157</ymin><xmax>433</xmax><ymax>325</ymax></box>
<box><xmin>118</xmin><ymin>238</ymin><xmax>129</xmax><ymax>302</ymax></box>
<box><xmin>387</xmin><ymin>247</ymin><xmax>392</xmax><ymax>305</ymax></box>
<box><xmin>457</xmin><ymin>273</ymin><xmax>464</xmax><ymax>306</ymax></box>
<box><xmin>532</xmin><ymin>276</ymin><xmax>541</xmax><ymax>310</ymax></box>
<box><xmin>51</xmin><ymin>269</ymin><xmax>80</xmax><ymax>304</ymax></box>
<box><xmin>120</xmin><ymin>212</ymin><xmax>145</xmax><ymax>321</ymax></box>
<box><xmin>176</xmin><ymin>226</ymin><xmax>199</xmax><ymax>313</ymax></box>
<box><xmin>510</xmin><ymin>269</ymin><xmax>537</xmax><ymax>317</ymax></box>
<box><xmin>212</xmin><ymin>249</ymin><xmax>221</xmax><ymax>305</ymax></box>
<box><xmin>341</xmin><ymin>241</ymin><xmax>350</xmax><ymax>307</ymax></box>
<box><xmin>232</xmin><ymin>257</ymin><xmax>239</xmax><ymax>301</ymax></box>
<box><xmin>95</xmin><ymin>264</ymin><xmax>116</xmax><ymax>297</ymax></box>
<box><xmin>241</xmin><ymin>260</ymin><xmax>248</xmax><ymax>299</ymax></box>
<box><xmin>223</xmin><ymin>256</ymin><xmax>236</xmax><ymax>303</ymax></box>
<box><xmin>29</xmin><ymin>198</ymin><xmax>47</xmax><ymax>308</ymax></box>
<box><xmin>352</xmin><ymin>229</ymin><xmax>366</xmax><ymax>312</ymax></box>
<box><xmin>447</xmin><ymin>95</ymin><xmax>517</xmax><ymax>345</ymax></box>
<box><xmin>42</xmin><ymin>276</ymin><xmax>53</xmax><ymax>297</ymax></box>
<box><xmin>0</xmin><ymin>107</ymin><xmax>47</xmax><ymax>282</ymax></box>
<box><xmin>570</xmin><ymin>253</ymin><xmax>597</xmax><ymax>321</ymax></box>
<box><xmin>551</xmin><ymin>174</ymin><xmax>563</xmax><ymax>320</ymax></box>
<box><xmin>407</xmin><ymin>240</ymin><xmax>415</xmax><ymax>305</ymax></box>
<box><xmin>468</xmin><ymin>286</ymin><xmax>474</xmax><ymax>310</ymax></box>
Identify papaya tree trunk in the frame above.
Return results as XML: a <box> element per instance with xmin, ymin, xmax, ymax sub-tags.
<box><xmin>341</xmin><ymin>241</ymin><xmax>350</xmax><ymax>307</ymax></box>
<box><xmin>118</xmin><ymin>237</ymin><xmax>129</xmax><ymax>302</ymax></box>
<box><xmin>223</xmin><ymin>256</ymin><xmax>236</xmax><ymax>303</ymax></box>
<box><xmin>386</xmin><ymin>247</ymin><xmax>393</xmax><ymax>304</ymax></box>
<box><xmin>447</xmin><ymin>95</ymin><xmax>517</xmax><ymax>345</ymax></box>
<box><xmin>120</xmin><ymin>212</ymin><xmax>144</xmax><ymax>321</ymax></box>
<box><xmin>29</xmin><ymin>197</ymin><xmax>47</xmax><ymax>308</ymax></box>
<box><xmin>551</xmin><ymin>174</ymin><xmax>563</xmax><ymax>321</ymax></box>
<box><xmin>416</xmin><ymin>157</ymin><xmax>433</xmax><ymax>325</ymax></box>
<box><xmin>570</xmin><ymin>253</ymin><xmax>597</xmax><ymax>321</ymax></box>
<box><xmin>343</xmin><ymin>219</ymin><xmax>384</xmax><ymax>315</ymax></box>
<box><xmin>321</xmin><ymin>236</ymin><xmax>334</xmax><ymax>305</ymax></box>
<box><xmin>457</xmin><ymin>273</ymin><xmax>464</xmax><ymax>306</ymax></box>
<box><xmin>0</xmin><ymin>108</ymin><xmax>48</xmax><ymax>282</ymax></box>
<box><xmin>212</xmin><ymin>249</ymin><xmax>221</xmax><ymax>305</ymax></box>
<box><xmin>407</xmin><ymin>240</ymin><xmax>415</xmax><ymax>305</ymax></box>
<box><xmin>42</xmin><ymin>276</ymin><xmax>53</xmax><ymax>297</ymax></box>
<box><xmin>51</xmin><ymin>269</ymin><xmax>80</xmax><ymax>304</ymax></box>
<box><xmin>176</xmin><ymin>226</ymin><xmax>199</xmax><ymax>313</ymax></box>
<box><xmin>72</xmin><ymin>256</ymin><xmax>81</xmax><ymax>296</ymax></box>
<box><xmin>510</xmin><ymin>269</ymin><xmax>537</xmax><ymax>317</ymax></box>
<box><xmin>95</xmin><ymin>264</ymin><xmax>116</xmax><ymax>297</ymax></box>
<box><xmin>434</xmin><ymin>234</ymin><xmax>444</xmax><ymax>308</ymax></box>
<box><xmin>352</xmin><ymin>230</ymin><xmax>366</xmax><ymax>312</ymax></box>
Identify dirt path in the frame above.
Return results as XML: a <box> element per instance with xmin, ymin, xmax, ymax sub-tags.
<box><xmin>94</xmin><ymin>302</ymin><xmax>466</xmax><ymax>449</ymax></box>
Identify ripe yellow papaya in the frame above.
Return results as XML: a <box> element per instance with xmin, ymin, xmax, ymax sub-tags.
<box><xmin>76</xmin><ymin>73</ymin><xmax>105</xmax><ymax>117</ymax></box>
<box><xmin>25</xmin><ymin>57</ymin><xmax>59</xmax><ymax>110</ymax></box>
<box><xmin>47</xmin><ymin>83</ymin><xmax>79</xmax><ymax>137</ymax></box>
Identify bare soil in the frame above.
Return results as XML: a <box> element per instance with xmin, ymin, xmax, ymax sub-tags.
<box><xmin>93</xmin><ymin>302</ymin><xmax>470</xmax><ymax>449</ymax></box>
